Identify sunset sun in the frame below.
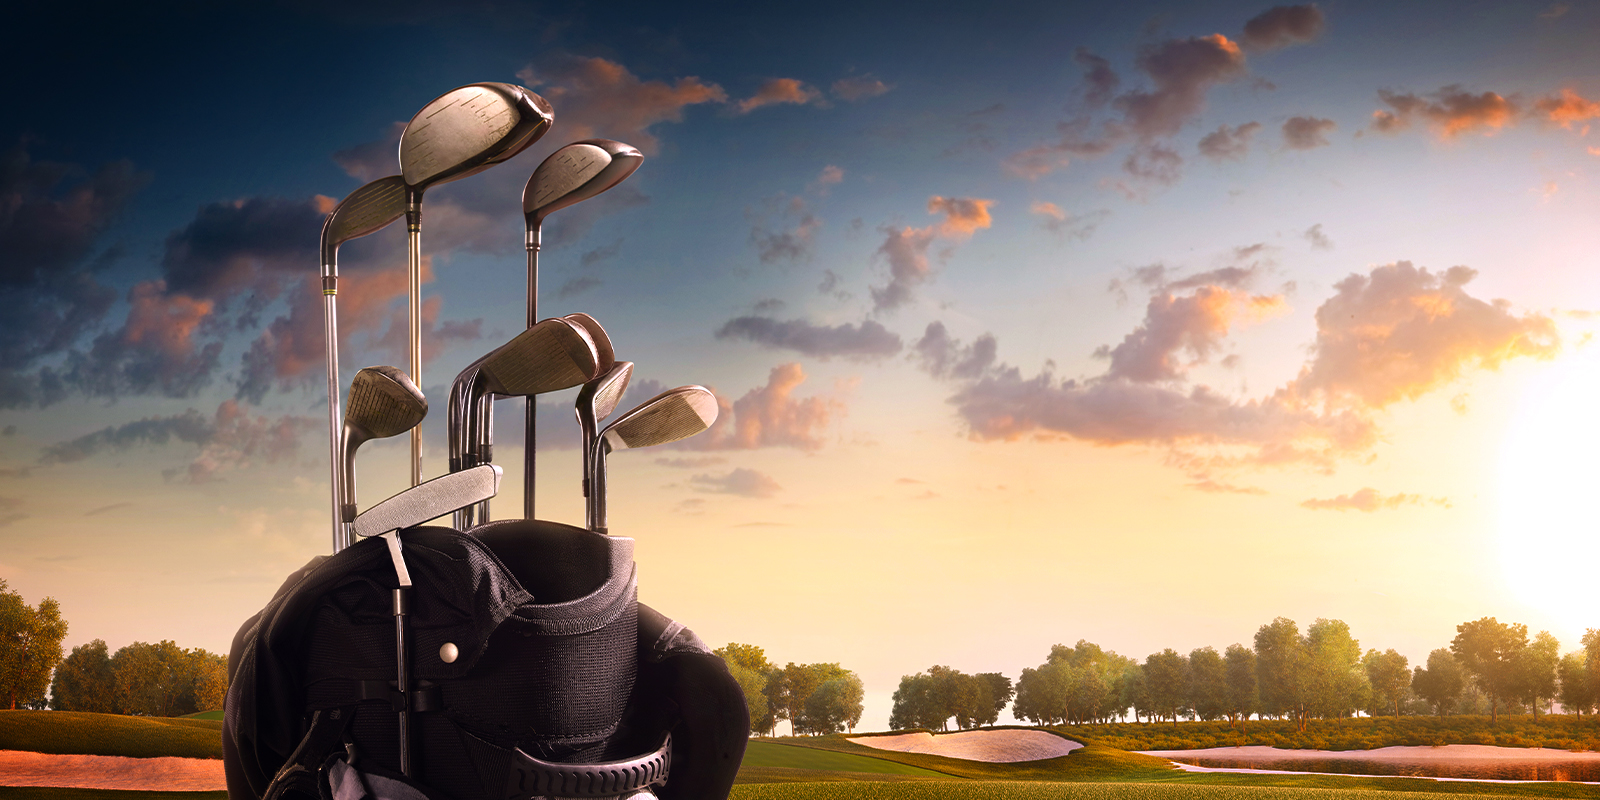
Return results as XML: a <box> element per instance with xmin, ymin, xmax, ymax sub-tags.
<box><xmin>1497</xmin><ymin>347</ymin><xmax>1600</xmax><ymax>625</ymax></box>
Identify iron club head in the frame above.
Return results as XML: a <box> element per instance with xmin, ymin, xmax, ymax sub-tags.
<box><xmin>590</xmin><ymin>385</ymin><xmax>718</xmax><ymax>533</ymax></box>
<box><xmin>563</xmin><ymin>312</ymin><xmax>615</xmax><ymax>375</ymax></box>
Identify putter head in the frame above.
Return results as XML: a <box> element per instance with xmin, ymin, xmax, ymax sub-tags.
<box><xmin>342</xmin><ymin>366</ymin><xmax>428</xmax><ymax>522</ymax></box>
<box><xmin>320</xmin><ymin>176</ymin><xmax>406</xmax><ymax>273</ymax></box>
<box><xmin>401</xmin><ymin>83</ymin><xmax>553</xmax><ymax>191</ymax></box>
<box><xmin>352</xmin><ymin>464</ymin><xmax>501</xmax><ymax>538</ymax></box>
<box><xmin>522</xmin><ymin>139</ymin><xmax>644</xmax><ymax>226</ymax></box>
<box><xmin>478</xmin><ymin>317</ymin><xmax>600</xmax><ymax>397</ymax></box>
<box><xmin>563</xmin><ymin>313</ymin><xmax>615</xmax><ymax>374</ymax></box>
<box><xmin>601</xmin><ymin>385</ymin><xmax>718</xmax><ymax>452</ymax></box>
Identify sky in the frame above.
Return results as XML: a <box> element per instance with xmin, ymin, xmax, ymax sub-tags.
<box><xmin>4</xmin><ymin>0</ymin><xmax>1600</xmax><ymax>731</ymax></box>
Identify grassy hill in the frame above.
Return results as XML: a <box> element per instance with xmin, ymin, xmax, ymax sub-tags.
<box><xmin>0</xmin><ymin>711</ymin><xmax>222</xmax><ymax>760</ymax></box>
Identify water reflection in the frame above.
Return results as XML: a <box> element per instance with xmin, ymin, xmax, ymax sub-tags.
<box><xmin>1168</xmin><ymin>754</ymin><xmax>1600</xmax><ymax>782</ymax></box>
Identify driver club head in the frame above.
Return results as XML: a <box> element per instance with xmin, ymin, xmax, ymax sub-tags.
<box><xmin>400</xmin><ymin>83</ymin><xmax>553</xmax><ymax>193</ymax></box>
<box><xmin>522</xmin><ymin>139</ymin><xmax>644</xmax><ymax>228</ymax></box>
<box><xmin>341</xmin><ymin>366</ymin><xmax>428</xmax><ymax>523</ymax></box>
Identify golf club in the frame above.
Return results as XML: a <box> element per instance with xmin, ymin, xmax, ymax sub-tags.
<box><xmin>520</xmin><ymin>140</ymin><xmax>642</xmax><ymax>517</ymax></box>
<box><xmin>590</xmin><ymin>385</ymin><xmax>718</xmax><ymax>534</ymax></box>
<box><xmin>351</xmin><ymin>464</ymin><xmax>501</xmax><ymax>539</ymax></box>
<box><xmin>319</xmin><ymin>176</ymin><xmax>407</xmax><ymax>553</ymax></box>
<box><xmin>448</xmin><ymin>317</ymin><xmax>600</xmax><ymax>527</ymax></box>
<box><xmin>338</xmin><ymin>364</ymin><xmax>427</xmax><ymax>777</ymax></box>
<box><xmin>576</xmin><ymin>361</ymin><xmax>633</xmax><ymax>530</ymax></box>
<box><xmin>399</xmin><ymin>82</ymin><xmax>554</xmax><ymax>486</ymax></box>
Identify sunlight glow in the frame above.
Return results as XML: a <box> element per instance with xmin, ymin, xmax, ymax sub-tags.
<box><xmin>1496</xmin><ymin>347</ymin><xmax>1600</xmax><ymax>628</ymax></box>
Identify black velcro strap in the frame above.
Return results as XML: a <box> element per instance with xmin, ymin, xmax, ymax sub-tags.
<box><xmin>355</xmin><ymin>680</ymin><xmax>443</xmax><ymax>712</ymax></box>
<box><xmin>494</xmin><ymin>731</ymin><xmax>671</xmax><ymax>799</ymax></box>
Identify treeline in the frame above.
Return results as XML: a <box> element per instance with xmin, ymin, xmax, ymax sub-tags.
<box><xmin>888</xmin><ymin>616</ymin><xmax>1600</xmax><ymax>734</ymax></box>
<box><xmin>715</xmin><ymin>643</ymin><xmax>865</xmax><ymax>736</ymax></box>
<box><xmin>0</xmin><ymin>577</ymin><xmax>226</xmax><ymax>716</ymax></box>
<box><xmin>890</xmin><ymin>667</ymin><xmax>1014</xmax><ymax>731</ymax></box>
<box><xmin>51</xmin><ymin>639</ymin><xmax>227</xmax><ymax>717</ymax></box>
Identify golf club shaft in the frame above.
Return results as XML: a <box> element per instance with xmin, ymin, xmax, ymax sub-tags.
<box><xmin>524</xmin><ymin>226</ymin><xmax>540</xmax><ymax>518</ymax></box>
<box><xmin>407</xmin><ymin>192</ymin><xmax>424</xmax><ymax>488</ymax></box>
<box><xmin>323</xmin><ymin>283</ymin><xmax>345</xmax><ymax>553</ymax></box>
<box><xmin>592</xmin><ymin>440</ymin><xmax>609</xmax><ymax>535</ymax></box>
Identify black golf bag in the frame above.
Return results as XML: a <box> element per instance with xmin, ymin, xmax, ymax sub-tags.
<box><xmin>223</xmin><ymin>520</ymin><xmax>748</xmax><ymax>799</ymax></box>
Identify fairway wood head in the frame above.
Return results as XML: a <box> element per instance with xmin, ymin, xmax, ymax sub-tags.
<box><xmin>320</xmin><ymin>176</ymin><xmax>406</xmax><ymax>272</ymax></box>
<box><xmin>342</xmin><ymin>366</ymin><xmax>428</xmax><ymax>521</ymax></box>
<box><xmin>400</xmin><ymin>83</ymin><xmax>553</xmax><ymax>191</ymax></box>
<box><xmin>600</xmin><ymin>385</ymin><xmax>718</xmax><ymax>452</ymax></box>
<box><xmin>478</xmin><ymin>317</ymin><xmax>600</xmax><ymax>397</ymax></box>
<box><xmin>522</xmin><ymin>139</ymin><xmax>644</xmax><ymax>226</ymax></box>
<box><xmin>562</xmin><ymin>313</ymin><xmax>615</xmax><ymax>374</ymax></box>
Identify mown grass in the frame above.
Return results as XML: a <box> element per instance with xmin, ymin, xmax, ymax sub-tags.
<box><xmin>0</xmin><ymin>711</ymin><xmax>222</xmax><ymax>760</ymax></box>
<box><xmin>1060</xmin><ymin>716</ymin><xmax>1600</xmax><ymax>753</ymax></box>
<box><xmin>729</xmin><ymin>782</ymin><xmax>1542</xmax><ymax>800</ymax></box>
<box><xmin>176</xmin><ymin>711</ymin><xmax>223</xmax><ymax>721</ymax></box>
<box><xmin>0</xmin><ymin>792</ymin><xmax>226</xmax><ymax>800</ymax></box>
<box><xmin>741</xmin><ymin>741</ymin><xmax>952</xmax><ymax>777</ymax></box>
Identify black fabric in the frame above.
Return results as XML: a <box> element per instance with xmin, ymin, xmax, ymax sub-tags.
<box><xmin>225</xmin><ymin>522</ymin><xmax>748</xmax><ymax>800</ymax></box>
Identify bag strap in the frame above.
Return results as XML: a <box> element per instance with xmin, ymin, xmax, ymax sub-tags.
<box><xmin>262</xmin><ymin>707</ymin><xmax>355</xmax><ymax>800</ymax></box>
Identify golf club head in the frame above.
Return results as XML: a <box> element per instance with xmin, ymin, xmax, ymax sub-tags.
<box><xmin>352</xmin><ymin>465</ymin><xmax>501</xmax><ymax>538</ymax></box>
<box><xmin>522</xmin><ymin>139</ymin><xmax>644</xmax><ymax>227</ymax></box>
<box><xmin>478</xmin><ymin>316</ymin><xmax>600</xmax><ymax>397</ymax></box>
<box><xmin>400</xmin><ymin>83</ymin><xmax>553</xmax><ymax>191</ymax></box>
<box><xmin>320</xmin><ymin>175</ymin><xmax>406</xmax><ymax>274</ymax></box>
<box><xmin>341</xmin><ymin>366</ymin><xmax>428</xmax><ymax>522</ymax></box>
<box><xmin>600</xmin><ymin>385</ymin><xmax>718</xmax><ymax>453</ymax></box>
<box><xmin>563</xmin><ymin>313</ymin><xmax>615</xmax><ymax>374</ymax></box>
<box><xmin>580</xmin><ymin>361</ymin><xmax>635</xmax><ymax>426</ymax></box>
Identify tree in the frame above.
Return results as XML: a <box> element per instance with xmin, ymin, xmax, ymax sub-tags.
<box><xmin>0</xmin><ymin>579</ymin><xmax>68</xmax><ymax>709</ymax></box>
<box><xmin>774</xmin><ymin>663</ymin><xmax>851</xmax><ymax>736</ymax></box>
<box><xmin>1363</xmin><ymin>649</ymin><xmax>1410</xmax><ymax>719</ymax></box>
<box><xmin>715</xmin><ymin>643</ymin><xmax>774</xmax><ymax>735</ymax></box>
<box><xmin>1557</xmin><ymin>651</ymin><xmax>1594</xmax><ymax>716</ymax></box>
<box><xmin>805</xmin><ymin>673</ymin><xmax>864</xmax><ymax>734</ymax></box>
<box><xmin>50</xmin><ymin>639</ymin><xmax>118</xmax><ymax>712</ymax></box>
<box><xmin>1254</xmin><ymin>617</ymin><xmax>1307</xmax><ymax>728</ymax></box>
<box><xmin>890</xmin><ymin>672</ymin><xmax>940</xmax><ymax>730</ymax></box>
<box><xmin>1517</xmin><ymin>631</ymin><xmax>1560</xmax><ymax>720</ymax></box>
<box><xmin>1450</xmin><ymin>617</ymin><xmax>1528</xmax><ymax>723</ymax></box>
<box><xmin>1013</xmin><ymin>664</ymin><xmax>1069</xmax><ymax>726</ymax></box>
<box><xmin>975</xmin><ymin>673</ymin><xmax>1013</xmax><ymax>726</ymax></box>
<box><xmin>1143</xmin><ymin>649</ymin><xmax>1188</xmax><ymax>728</ymax></box>
<box><xmin>1187</xmin><ymin>647</ymin><xmax>1227</xmax><ymax>722</ymax></box>
<box><xmin>1222</xmin><ymin>644</ymin><xmax>1257</xmax><ymax>728</ymax></box>
<box><xmin>1410</xmin><ymin>649</ymin><xmax>1465</xmax><ymax>716</ymax></box>
<box><xmin>108</xmin><ymin>640</ymin><xmax>225</xmax><ymax>717</ymax></box>
<box><xmin>1303</xmin><ymin>619</ymin><xmax>1367</xmax><ymax>720</ymax></box>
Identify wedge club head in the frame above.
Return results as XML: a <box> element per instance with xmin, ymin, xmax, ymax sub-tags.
<box><xmin>591</xmin><ymin>385</ymin><xmax>718</xmax><ymax>533</ymax></box>
<box><xmin>340</xmin><ymin>366</ymin><xmax>428</xmax><ymax>524</ymax></box>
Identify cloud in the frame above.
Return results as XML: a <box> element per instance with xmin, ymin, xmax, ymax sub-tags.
<box><xmin>736</xmin><ymin>78</ymin><xmax>824</xmax><ymax>114</ymax></box>
<box><xmin>870</xmin><ymin>196</ymin><xmax>994</xmax><ymax>312</ymax></box>
<box><xmin>697</xmin><ymin>363</ymin><xmax>842</xmax><ymax>451</ymax></box>
<box><xmin>715</xmin><ymin>316</ymin><xmax>903</xmax><ymax>360</ymax></box>
<box><xmin>751</xmin><ymin>212</ymin><xmax>822</xmax><ymax>263</ymax></box>
<box><xmin>37</xmin><ymin>400</ymin><xmax>315</xmax><ymax>482</ymax></box>
<box><xmin>1002</xmin><ymin>118</ymin><xmax>1122</xmax><ymax>178</ymax></box>
<box><xmin>0</xmin><ymin>147</ymin><xmax>148</xmax><ymax>407</ymax></box>
<box><xmin>690</xmin><ymin>467</ymin><xmax>782</xmax><ymax>498</ymax></box>
<box><xmin>1240</xmin><ymin>5</ymin><xmax>1326</xmax><ymax>52</ymax></box>
<box><xmin>1289</xmin><ymin>262</ymin><xmax>1557</xmax><ymax>408</ymax></box>
<box><xmin>1370</xmin><ymin>86</ymin><xmax>1517</xmax><ymax>138</ymax></box>
<box><xmin>332</xmin><ymin>121</ymin><xmax>404</xmax><ymax>183</ymax></box>
<box><xmin>1304</xmin><ymin>223</ymin><xmax>1332</xmax><ymax>250</ymax></box>
<box><xmin>656</xmin><ymin>456</ymin><xmax>727</xmax><ymax>469</ymax></box>
<box><xmin>1533</xmin><ymin>88</ymin><xmax>1600</xmax><ymax>129</ymax></box>
<box><xmin>1030</xmin><ymin>202</ymin><xmax>1107</xmax><ymax>240</ymax></box>
<box><xmin>60</xmin><ymin>281</ymin><xmax>223</xmax><ymax>401</ymax></box>
<box><xmin>160</xmin><ymin>196</ymin><xmax>324</xmax><ymax>303</ymax></box>
<box><xmin>519</xmin><ymin>56</ymin><xmax>727</xmax><ymax>155</ymax></box>
<box><xmin>810</xmin><ymin>165</ymin><xmax>845</xmax><ymax>193</ymax></box>
<box><xmin>1538</xmin><ymin>3</ymin><xmax>1570</xmax><ymax>20</ymax></box>
<box><xmin>832</xmin><ymin>76</ymin><xmax>893</xmax><ymax>102</ymax></box>
<box><xmin>1114</xmin><ymin>34</ymin><xmax>1247</xmax><ymax>141</ymax></box>
<box><xmin>1301</xmin><ymin>487</ymin><xmax>1450</xmax><ymax>512</ymax></box>
<box><xmin>1189</xmin><ymin>479</ymin><xmax>1268</xmax><ymax>495</ymax></box>
<box><xmin>1096</xmin><ymin>287</ymin><xmax>1288</xmax><ymax>383</ymax></box>
<box><xmin>1198</xmin><ymin>121</ymin><xmax>1262</xmax><ymax>161</ymax></box>
<box><xmin>913</xmin><ymin>322</ymin><xmax>997</xmax><ymax>380</ymax></box>
<box><xmin>1073</xmin><ymin>47</ymin><xmax>1120</xmax><ymax>107</ymax></box>
<box><xmin>1282</xmin><ymin>116</ymin><xmax>1337</xmax><ymax>149</ymax></box>
<box><xmin>1120</xmin><ymin>144</ymin><xmax>1184</xmax><ymax>188</ymax></box>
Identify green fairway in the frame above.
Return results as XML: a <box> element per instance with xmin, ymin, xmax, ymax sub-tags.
<box><xmin>0</xmin><ymin>711</ymin><xmax>222</xmax><ymax>760</ymax></box>
<box><xmin>0</xmin><ymin>792</ymin><xmax>226</xmax><ymax>800</ymax></box>
<box><xmin>729</xmin><ymin>782</ymin><xmax>1527</xmax><ymax>800</ymax></box>
<box><xmin>177</xmin><ymin>711</ymin><xmax>224</xmax><ymax>721</ymax></box>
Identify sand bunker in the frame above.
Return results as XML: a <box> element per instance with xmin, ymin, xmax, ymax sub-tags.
<box><xmin>1139</xmin><ymin>744</ymin><xmax>1600</xmax><ymax>763</ymax></box>
<box><xmin>848</xmin><ymin>730</ymin><xmax>1082</xmax><ymax>763</ymax></box>
<box><xmin>0</xmin><ymin>749</ymin><xmax>225</xmax><ymax>791</ymax></box>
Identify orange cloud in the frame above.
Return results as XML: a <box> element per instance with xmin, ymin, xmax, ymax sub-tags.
<box><xmin>1371</xmin><ymin>86</ymin><xmax>1518</xmax><ymax>138</ymax></box>
<box><xmin>1099</xmin><ymin>287</ymin><xmax>1287</xmax><ymax>383</ymax></box>
<box><xmin>1240</xmin><ymin>4</ymin><xmax>1326</xmax><ymax>52</ymax></box>
<box><xmin>1300</xmin><ymin>487</ymin><xmax>1451</xmax><ymax>512</ymax></box>
<box><xmin>1533</xmin><ymin>88</ymin><xmax>1600</xmax><ymax>129</ymax></box>
<box><xmin>518</xmin><ymin>57</ymin><xmax>727</xmax><ymax>154</ymax></box>
<box><xmin>871</xmin><ymin>197</ymin><xmax>995</xmax><ymax>311</ymax></box>
<box><xmin>697</xmin><ymin>363</ymin><xmax>843</xmax><ymax>451</ymax></box>
<box><xmin>736</xmin><ymin>78</ymin><xmax>823</xmax><ymax>114</ymax></box>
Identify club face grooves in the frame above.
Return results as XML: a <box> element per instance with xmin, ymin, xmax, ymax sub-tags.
<box><xmin>479</xmin><ymin>319</ymin><xmax>598</xmax><ymax>396</ymax></box>
<box><xmin>602</xmin><ymin>387</ymin><xmax>717</xmax><ymax>451</ymax></box>
<box><xmin>348</xmin><ymin>366</ymin><xmax>428</xmax><ymax>438</ymax></box>
<box><xmin>401</xmin><ymin>83</ymin><xmax>553</xmax><ymax>190</ymax></box>
<box><xmin>323</xmin><ymin>177</ymin><xmax>407</xmax><ymax>264</ymax></box>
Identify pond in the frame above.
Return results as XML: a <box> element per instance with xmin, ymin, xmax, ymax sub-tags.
<box><xmin>1138</xmin><ymin>744</ymin><xmax>1600</xmax><ymax>783</ymax></box>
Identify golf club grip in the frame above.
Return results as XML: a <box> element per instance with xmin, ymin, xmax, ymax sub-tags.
<box><xmin>395</xmin><ymin>587</ymin><xmax>412</xmax><ymax>776</ymax></box>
